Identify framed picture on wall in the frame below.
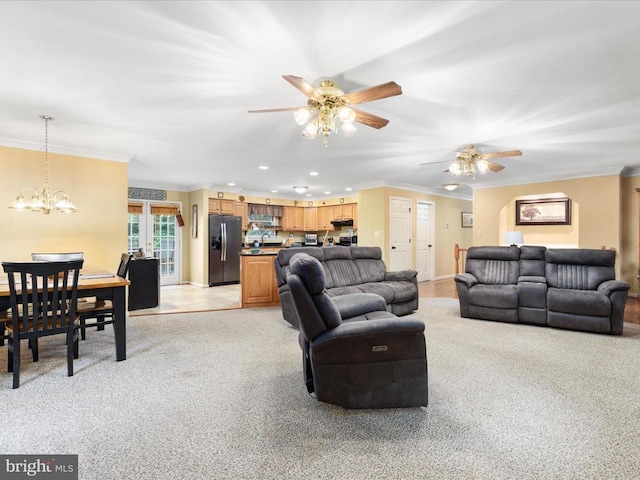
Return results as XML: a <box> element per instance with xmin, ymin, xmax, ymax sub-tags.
<box><xmin>516</xmin><ymin>197</ymin><xmax>571</xmax><ymax>225</ymax></box>
<box><xmin>192</xmin><ymin>204</ymin><xmax>198</xmax><ymax>238</ymax></box>
<box><xmin>461</xmin><ymin>212</ymin><xmax>473</xmax><ymax>228</ymax></box>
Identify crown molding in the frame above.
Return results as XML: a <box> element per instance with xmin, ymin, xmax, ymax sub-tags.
<box><xmin>0</xmin><ymin>136</ymin><xmax>133</xmax><ymax>163</ymax></box>
<box><xmin>472</xmin><ymin>165</ymin><xmax>627</xmax><ymax>190</ymax></box>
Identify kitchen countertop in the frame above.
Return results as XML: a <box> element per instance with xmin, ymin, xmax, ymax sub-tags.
<box><xmin>239</xmin><ymin>251</ymin><xmax>278</xmax><ymax>256</ymax></box>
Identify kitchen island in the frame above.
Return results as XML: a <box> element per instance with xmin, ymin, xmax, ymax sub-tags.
<box><xmin>239</xmin><ymin>251</ymin><xmax>280</xmax><ymax>308</ymax></box>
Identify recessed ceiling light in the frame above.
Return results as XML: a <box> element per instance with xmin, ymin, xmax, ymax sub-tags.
<box><xmin>228</xmin><ymin>182</ymin><xmax>236</xmax><ymax>186</ymax></box>
<box><xmin>306</xmin><ymin>193</ymin><xmax>312</xmax><ymax>197</ymax></box>
<box><xmin>271</xmin><ymin>190</ymin><xmax>278</xmax><ymax>193</ymax></box>
<box><xmin>442</xmin><ymin>183</ymin><xmax>459</xmax><ymax>191</ymax></box>
<box><xmin>324</xmin><ymin>191</ymin><xmax>331</xmax><ymax>194</ymax></box>
<box><xmin>259</xmin><ymin>165</ymin><xmax>269</xmax><ymax>170</ymax></box>
<box><xmin>345</xmin><ymin>187</ymin><xmax>353</xmax><ymax>191</ymax></box>
<box><xmin>310</xmin><ymin>171</ymin><xmax>319</xmax><ymax>176</ymax></box>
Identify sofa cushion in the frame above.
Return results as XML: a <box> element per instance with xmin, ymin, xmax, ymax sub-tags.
<box><xmin>381</xmin><ymin>281</ymin><xmax>419</xmax><ymax>303</ymax></box>
<box><xmin>547</xmin><ymin>288</ymin><xmax>611</xmax><ymax>316</ymax></box>
<box><xmin>353</xmin><ymin>258</ymin><xmax>387</xmax><ymax>283</ymax></box>
<box><xmin>354</xmin><ymin>282</ymin><xmax>395</xmax><ymax>303</ymax></box>
<box><xmin>466</xmin><ymin>245</ymin><xmax>521</xmax><ymax>284</ymax></box>
<box><xmin>519</xmin><ymin>245</ymin><xmax>547</xmax><ymax>276</ymax></box>
<box><xmin>466</xmin><ymin>259</ymin><xmax>520</xmax><ymax>285</ymax></box>
<box><xmin>467</xmin><ymin>284</ymin><xmax>519</xmax><ymax>309</ymax></box>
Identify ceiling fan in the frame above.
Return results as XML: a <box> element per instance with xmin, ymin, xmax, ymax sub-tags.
<box><xmin>248</xmin><ymin>75</ymin><xmax>402</xmax><ymax>148</ymax></box>
<box><xmin>423</xmin><ymin>144</ymin><xmax>523</xmax><ymax>179</ymax></box>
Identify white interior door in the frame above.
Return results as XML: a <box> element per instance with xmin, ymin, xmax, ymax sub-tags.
<box><xmin>127</xmin><ymin>202</ymin><xmax>181</xmax><ymax>286</ymax></box>
<box><xmin>416</xmin><ymin>201</ymin><xmax>434</xmax><ymax>282</ymax></box>
<box><xmin>389</xmin><ymin>196</ymin><xmax>412</xmax><ymax>271</ymax></box>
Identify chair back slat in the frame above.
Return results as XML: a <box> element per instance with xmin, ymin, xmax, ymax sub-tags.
<box><xmin>3</xmin><ymin>260</ymin><xmax>83</xmax><ymax>336</ymax></box>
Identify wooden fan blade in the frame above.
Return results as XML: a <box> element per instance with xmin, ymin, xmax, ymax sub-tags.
<box><xmin>342</xmin><ymin>81</ymin><xmax>402</xmax><ymax>105</ymax></box>
<box><xmin>480</xmin><ymin>150</ymin><xmax>522</xmax><ymax>160</ymax></box>
<box><xmin>487</xmin><ymin>161</ymin><xmax>505</xmax><ymax>172</ymax></box>
<box><xmin>282</xmin><ymin>75</ymin><xmax>325</xmax><ymax>100</ymax></box>
<box><xmin>353</xmin><ymin>108</ymin><xmax>389</xmax><ymax>129</ymax></box>
<box><xmin>247</xmin><ymin>106</ymin><xmax>303</xmax><ymax>113</ymax></box>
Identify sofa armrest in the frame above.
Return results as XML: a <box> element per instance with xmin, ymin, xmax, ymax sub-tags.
<box><xmin>311</xmin><ymin>317</ymin><xmax>426</xmax><ymax>363</ymax></box>
<box><xmin>384</xmin><ymin>269</ymin><xmax>418</xmax><ymax>282</ymax></box>
<box><xmin>332</xmin><ymin>293</ymin><xmax>387</xmax><ymax>320</ymax></box>
<box><xmin>518</xmin><ymin>275</ymin><xmax>546</xmax><ymax>284</ymax></box>
<box><xmin>454</xmin><ymin>273</ymin><xmax>478</xmax><ymax>288</ymax></box>
<box><xmin>598</xmin><ymin>280</ymin><xmax>630</xmax><ymax>296</ymax></box>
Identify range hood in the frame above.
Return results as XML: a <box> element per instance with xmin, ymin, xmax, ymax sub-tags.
<box><xmin>330</xmin><ymin>219</ymin><xmax>354</xmax><ymax>227</ymax></box>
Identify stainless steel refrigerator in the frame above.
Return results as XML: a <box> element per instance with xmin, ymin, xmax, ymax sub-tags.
<box><xmin>208</xmin><ymin>215</ymin><xmax>243</xmax><ymax>286</ymax></box>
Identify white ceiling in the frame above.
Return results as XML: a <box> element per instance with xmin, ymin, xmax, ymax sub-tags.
<box><xmin>1</xmin><ymin>0</ymin><xmax>639</xmax><ymax>200</ymax></box>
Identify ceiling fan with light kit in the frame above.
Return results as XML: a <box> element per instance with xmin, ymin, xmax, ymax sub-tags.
<box><xmin>422</xmin><ymin>144</ymin><xmax>523</xmax><ymax>179</ymax></box>
<box><xmin>248</xmin><ymin>75</ymin><xmax>402</xmax><ymax>148</ymax></box>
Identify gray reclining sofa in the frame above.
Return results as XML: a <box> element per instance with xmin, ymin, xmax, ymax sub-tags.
<box><xmin>274</xmin><ymin>246</ymin><xmax>419</xmax><ymax>328</ymax></box>
<box><xmin>454</xmin><ymin>245</ymin><xmax>630</xmax><ymax>335</ymax></box>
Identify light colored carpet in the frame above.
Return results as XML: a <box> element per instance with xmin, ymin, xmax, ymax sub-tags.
<box><xmin>2</xmin><ymin>299</ymin><xmax>640</xmax><ymax>480</ymax></box>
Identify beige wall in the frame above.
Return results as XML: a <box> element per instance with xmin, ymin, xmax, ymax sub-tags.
<box><xmin>357</xmin><ymin>186</ymin><xmax>473</xmax><ymax>278</ymax></box>
<box><xmin>473</xmin><ymin>174</ymin><xmax>629</xmax><ymax>284</ymax></box>
<box><xmin>0</xmin><ymin>146</ymin><xmax>128</xmax><ymax>270</ymax></box>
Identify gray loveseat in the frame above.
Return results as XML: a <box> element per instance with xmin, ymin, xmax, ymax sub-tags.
<box><xmin>455</xmin><ymin>245</ymin><xmax>630</xmax><ymax>335</ymax></box>
<box><xmin>274</xmin><ymin>246</ymin><xmax>419</xmax><ymax>328</ymax></box>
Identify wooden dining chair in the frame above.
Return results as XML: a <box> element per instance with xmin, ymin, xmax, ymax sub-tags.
<box><xmin>2</xmin><ymin>259</ymin><xmax>84</xmax><ymax>389</ymax></box>
<box><xmin>78</xmin><ymin>253</ymin><xmax>132</xmax><ymax>340</ymax></box>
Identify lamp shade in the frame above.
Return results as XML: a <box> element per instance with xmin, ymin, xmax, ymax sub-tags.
<box><xmin>504</xmin><ymin>231</ymin><xmax>524</xmax><ymax>245</ymax></box>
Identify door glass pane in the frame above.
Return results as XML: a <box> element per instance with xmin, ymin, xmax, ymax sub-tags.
<box><xmin>153</xmin><ymin>214</ymin><xmax>176</xmax><ymax>277</ymax></box>
<box><xmin>128</xmin><ymin>213</ymin><xmax>142</xmax><ymax>254</ymax></box>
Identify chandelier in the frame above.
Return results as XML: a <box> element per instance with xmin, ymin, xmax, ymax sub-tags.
<box><xmin>448</xmin><ymin>146</ymin><xmax>490</xmax><ymax>178</ymax></box>
<box><xmin>9</xmin><ymin>115</ymin><xmax>77</xmax><ymax>214</ymax></box>
<box><xmin>292</xmin><ymin>81</ymin><xmax>357</xmax><ymax>149</ymax></box>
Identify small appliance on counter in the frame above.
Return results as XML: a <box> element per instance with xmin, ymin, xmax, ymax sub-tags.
<box><xmin>338</xmin><ymin>235</ymin><xmax>358</xmax><ymax>246</ymax></box>
<box><xmin>304</xmin><ymin>234</ymin><xmax>318</xmax><ymax>246</ymax></box>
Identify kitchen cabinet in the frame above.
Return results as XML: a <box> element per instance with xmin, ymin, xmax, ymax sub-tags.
<box><xmin>234</xmin><ymin>202</ymin><xmax>248</xmax><ymax>228</ymax></box>
<box><xmin>317</xmin><ymin>206</ymin><xmax>335</xmax><ymax>231</ymax></box>
<box><xmin>240</xmin><ymin>253</ymin><xmax>280</xmax><ymax>307</ymax></box>
<box><xmin>304</xmin><ymin>207</ymin><xmax>318</xmax><ymax>231</ymax></box>
<box><xmin>208</xmin><ymin>198</ymin><xmax>235</xmax><ymax>215</ymax></box>
<box><xmin>209</xmin><ymin>199</ymin><xmax>247</xmax><ymax>228</ymax></box>
<box><xmin>282</xmin><ymin>206</ymin><xmax>304</xmax><ymax>231</ymax></box>
<box><xmin>333</xmin><ymin>203</ymin><xmax>355</xmax><ymax>220</ymax></box>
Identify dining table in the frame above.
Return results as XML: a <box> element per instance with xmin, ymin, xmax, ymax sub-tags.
<box><xmin>0</xmin><ymin>273</ymin><xmax>130</xmax><ymax>361</ymax></box>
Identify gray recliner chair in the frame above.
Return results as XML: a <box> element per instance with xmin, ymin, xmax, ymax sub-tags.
<box><xmin>455</xmin><ymin>246</ymin><xmax>521</xmax><ymax>323</ymax></box>
<box><xmin>545</xmin><ymin>248</ymin><xmax>629</xmax><ymax>334</ymax></box>
<box><xmin>287</xmin><ymin>253</ymin><xmax>428</xmax><ymax>409</ymax></box>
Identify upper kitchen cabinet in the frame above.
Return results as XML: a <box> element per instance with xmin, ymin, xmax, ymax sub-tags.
<box><xmin>282</xmin><ymin>206</ymin><xmax>304</xmax><ymax>231</ymax></box>
<box><xmin>317</xmin><ymin>206</ymin><xmax>334</xmax><ymax>231</ymax></box>
<box><xmin>208</xmin><ymin>198</ymin><xmax>235</xmax><ymax>215</ymax></box>
<box><xmin>304</xmin><ymin>207</ymin><xmax>318</xmax><ymax>231</ymax></box>
<box><xmin>209</xmin><ymin>198</ymin><xmax>248</xmax><ymax>228</ymax></box>
<box><xmin>333</xmin><ymin>203</ymin><xmax>355</xmax><ymax>220</ymax></box>
<box><xmin>234</xmin><ymin>202</ymin><xmax>248</xmax><ymax>228</ymax></box>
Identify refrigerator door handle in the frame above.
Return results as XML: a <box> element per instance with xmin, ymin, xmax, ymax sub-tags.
<box><xmin>221</xmin><ymin>222</ymin><xmax>227</xmax><ymax>262</ymax></box>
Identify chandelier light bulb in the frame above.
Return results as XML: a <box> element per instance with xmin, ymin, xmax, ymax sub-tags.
<box><xmin>338</xmin><ymin>106</ymin><xmax>356</xmax><ymax>123</ymax></box>
<box><xmin>302</xmin><ymin>119</ymin><xmax>319</xmax><ymax>139</ymax></box>
<box><xmin>341</xmin><ymin>121</ymin><xmax>357</xmax><ymax>137</ymax></box>
<box><xmin>293</xmin><ymin>107</ymin><xmax>312</xmax><ymax>126</ymax></box>
<box><xmin>476</xmin><ymin>159</ymin><xmax>489</xmax><ymax>174</ymax></box>
<box><xmin>449</xmin><ymin>162</ymin><xmax>463</xmax><ymax>176</ymax></box>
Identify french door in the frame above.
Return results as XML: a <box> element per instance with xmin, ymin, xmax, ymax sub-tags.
<box><xmin>127</xmin><ymin>201</ymin><xmax>181</xmax><ymax>286</ymax></box>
